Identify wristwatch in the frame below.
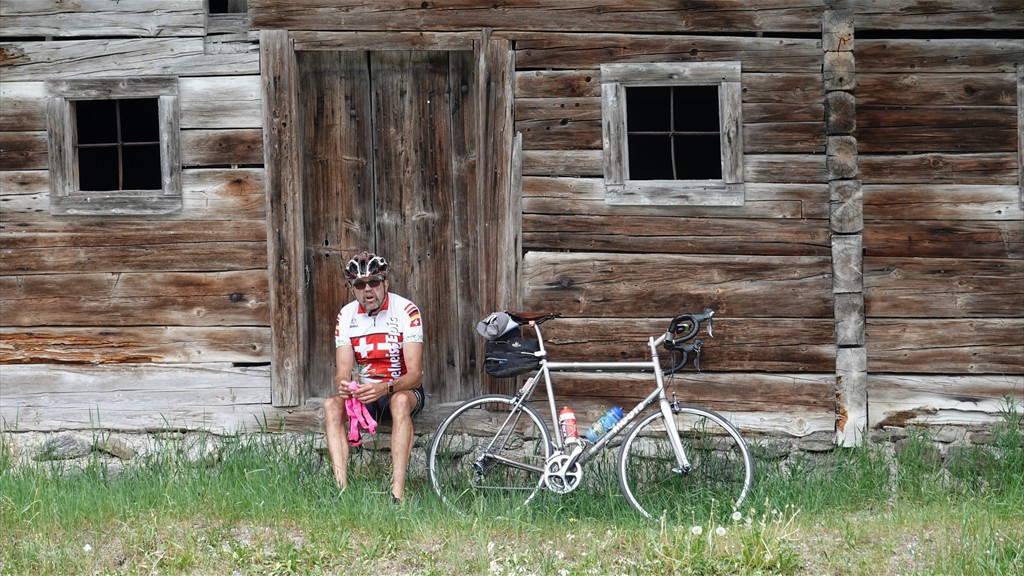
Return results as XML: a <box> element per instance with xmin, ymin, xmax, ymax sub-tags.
<box><xmin>387</xmin><ymin>382</ymin><xmax>394</xmax><ymax>394</ymax></box>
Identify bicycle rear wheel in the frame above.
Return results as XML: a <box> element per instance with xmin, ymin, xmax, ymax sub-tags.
<box><xmin>427</xmin><ymin>394</ymin><xmax>552</xmax><ymax>514</ymax></box>
<box><xmin>619</xmin><ymin>404</ymin><xmax>753</xmax><ymax>519</ymax></box>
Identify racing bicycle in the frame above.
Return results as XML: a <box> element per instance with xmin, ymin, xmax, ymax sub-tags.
<box><xmin>426</xmin><ymin>308</ymin><xmax>754</xmax><ymax>519</ymax></box>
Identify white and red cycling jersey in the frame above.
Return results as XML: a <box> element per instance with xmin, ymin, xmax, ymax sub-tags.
<box><xmin>334</xmin><ymin>292</ymin><xmax>424</xmax><ymax>383</ymax></box>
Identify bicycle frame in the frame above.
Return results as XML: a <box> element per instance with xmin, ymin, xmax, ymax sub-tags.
<box><xmin>510</xmin><ymin>321</ymin><xmax>692</xmax><ymax>475</ymax></box>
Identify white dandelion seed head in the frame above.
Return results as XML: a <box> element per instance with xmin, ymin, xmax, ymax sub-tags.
<box><xmin>690</xmin><ymin>525</ymin><xmax>703</xmax><ymax>536</ymax></box>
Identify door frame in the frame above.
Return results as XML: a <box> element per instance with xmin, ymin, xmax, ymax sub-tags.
<box><xmin>260</xmin><ymin>29</ymin><xmax>519</xmax><ymax>406</ymax></box>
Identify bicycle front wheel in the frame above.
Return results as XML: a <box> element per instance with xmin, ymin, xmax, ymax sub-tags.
<box><xmin>619</xmin><ymin>404</ymin><xmax>753</xmax><ymax>520</ymax></box>
<box><xmin>427</xmin><ymin>394</ymin><xmax>552</xmax><ymax>515</ymax></box>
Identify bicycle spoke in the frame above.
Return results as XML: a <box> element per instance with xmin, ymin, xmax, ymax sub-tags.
<box><xmin>619</xmin><ymin>406</ymin><xmax>753</xmax><ymax>520</ymax></box>
<box><xmin>428</xmin><ymin>396</ymin><xmax>551</xmax><ymax>515</ymax></box>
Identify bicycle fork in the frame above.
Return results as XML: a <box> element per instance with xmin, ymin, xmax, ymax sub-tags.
<box><xmin>650</xmin><ymin>338</ymin><xmax>693</xmax><ymax>476</ymax></box>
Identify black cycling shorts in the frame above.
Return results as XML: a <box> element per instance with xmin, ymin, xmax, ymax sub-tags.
<box><xmin>365</xmin><ymin>386</ymin><xmax>425</xmax><ymax>421</ymax></box>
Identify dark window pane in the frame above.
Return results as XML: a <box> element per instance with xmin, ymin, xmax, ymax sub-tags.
<box><xmin>625</xmin><ymin>87</ymin><xmax>670</xmax><ymax>132</ymax></box>
<box><xmin>119</xmin><ymin>99</ymin><xmax>159</xmax><ymax>142</ymax></box>
<box><xmin>675</xmin><ymin>134</ymin><xmax>721</xmax><ymax>179</ymax></box>
<box><xmin>674</xmin><ymin>86</ymin><xmax>719</xmax><ymax>132</ymax></box>
<box><xmin>122</xmin><ymin>145</ymin><xmax>162</xmax><ymax>190</ymax></box>
<box><xmin>209</xmin><ymin>0</ymin><xmax>247</xmax><ymax>14</ymax></box>
<box><xmin>76</xmin><ymin>100</ymin><xmax>117</xmax><ymax>144</ymax></box>
<box><xmin>78</xmin><ymin>146</ymin><xmax>119</xmax><ymax>191</ymax></box>
<box><xmin>627</xmin><ymin>134</ymin><xmax>674</xmax><ymax>180</ymax></box>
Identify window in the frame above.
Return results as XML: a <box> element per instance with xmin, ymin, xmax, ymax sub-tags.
<box><xmin>46</xmin><ymin>77</ymin><xmax>181</xmax><ymax>215</ymax></box>
<box><xmin>208</xmin><ymin>0</ymin><xmax>248</xmax><ymax>14</ymax></box>
<box><xmin>601</xmin><ymin>62</ymin><xmax>744</xmax><ymax>206</ymax></box>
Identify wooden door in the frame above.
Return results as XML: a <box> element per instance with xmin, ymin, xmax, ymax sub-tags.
<box><xmin>296</xmin><ymin>50</ymin><xmax>477</xmax><ymax>405</ymax></box>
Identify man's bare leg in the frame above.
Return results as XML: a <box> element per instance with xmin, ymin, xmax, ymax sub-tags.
<box><xmin>323</xmin><ymin>395</ymin><xmax>350</xmax><ymax>488</ymax></box>
<box><xmin>389</xmin><ymin>391</ymin><xmax>417</xmax><ymax>501</ymax></box>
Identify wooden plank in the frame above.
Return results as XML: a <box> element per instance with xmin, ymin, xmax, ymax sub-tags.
<box><xmin>180</xmin><ymin>128</ymin><xmax>264</xmax><ymax>167</ymax></box>
<box><xmin>522</xmin><ymin>177</ymin><xmax>826</xmax><ymax>219</ymax></box>
<box><xmin>0</xmin><ymin>239</ymin><xmax>266</xmax><ymax>275</ymax></box>
<box><xmin>0</xmin><ymin>38</ymin><xmax>259</xmax><ymax>82</ymax></box>
<box><xmin>513</xmin><ymin>34</ymin><xmax>822</xmax><ymax>72</ymax></box>
<box><xmin>179</xmin><ymin>76</ymin><xmax>263</xmax><ymax>129</ymax></box>
<box><xmin>863</xmin><ymin>184</ymin><xmax>1023</xmax><ymax>221</ymax></box>
<box><xmin>538</xmin><ymin>317</ymin><xmax>835</xmax><ymax>373</ymax></box>
<box><xmin>868</xmin><ymin>374</ymin><xmax>1024</xmax><ymax>430</ymax></box>
<box><xmin>541</xmin><ymin>371</ymin><xmax>836</xmax><ymax>437</ymax></box>
<box><xmin>0</xmin><ymin>169</ymin><xmax>267</xmax><ymax>222</ymax></box>
<box><xmin>867</xmin><ymin>319</ymin><xmax>1024</xmax><ymax>375</ymax></box>
<box><xmin>864</xmin><ymin>256</ymin><xmax>1023</xmax><ymax>318</ymax></box>
<box><xmin>0</xmin><ymin>0</ymin><xmax>205</xmax><ymax>38</ymax></box>
<box><xmin>291</xmin><ymin>31</ymin><xmax>477</xmax><ymax>51</ymax></box>
<box><xmin>859</xmin><ymin>153</ymin><xmax>1019</xmax><ymax>185</ymax></box>
<box><xmin>523</xmin><ymin>214</ymin><xmax>830</xmax><ymax>256</ymax></box>
<box><xmin>476</xmin><ymin>30</ymin><xmax>516</xmax><ymax>395</ymax></box>
<box><xmin>0</xmin><ymin>270</ymin><xmax>270</xmax><ymax>327</ymax></box>
<box><xmin>839</xmin><ymin>1</ymin><xmax>1024</xmax><ymax>31</ymax></box>
<box><xmin>0</xmin><ymin>364</ymin><xmax>323</xmax><ymax>434</ymax></box>
<box><xmin>261</xmin><ymin>29</ymin><xmax>305</xmax><ymax>407</ymax></box>
<box><xmin>0</xmin><ymin>326</ymin><xmax>271</xmax><ymax>364</ymax></box>
<box><xmin>0</xmin><ymin>81</ymin><xmax>44</xmax><ymax>131</ymax></box>
<box><xmin>250</xmin><ymin>1</ymin><xmax>825</xmax><ymax>34</ymax></box>
<box><xmin>856</xmin><ymin>39</ymin><xmax>1023</xmax><ymax>74</ymax></box>
<box><xmin>449</xmin><ymin>49</ymin><xmax>482</xmax><ymax>402</ymax></box>
<box><xmin>857</xmin><ymin>106</ymin><xmax>1018</xmax><ymax>154</ymax></box>
<box><xmin>520</xmin><ymin>150</ymin><xmax>828</xmax><ymax>182</ymax></box>
<box><xmin>857</xmin><ymin>72</ymin><xmax>1019</xmax><ymax>107</ymax></box>
<box><xmin>865</xmin><ymin>220</ymin><xmax>1023</xmax><ymax>259</ymax></box>
<box><xmin>522</xmin><ymin>252</ymin><xmax>834</xmax><ymax>318</ymax></box>
<box><xmin>0</xmin><ymin>131</ymin><xmax>46</xmax><ymax>171</ymax></box>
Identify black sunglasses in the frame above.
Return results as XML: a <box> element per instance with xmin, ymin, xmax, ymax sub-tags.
<box><xmin>351</xmin><ymin>279</ymin><xmax>383</xmax><ymax>290</ymax></box>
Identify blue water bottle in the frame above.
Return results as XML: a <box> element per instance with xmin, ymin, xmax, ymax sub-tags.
<box><xmin>584</xmin><ymin>407</ymin><xmax>623</xmax><ymax>442</ymax></box>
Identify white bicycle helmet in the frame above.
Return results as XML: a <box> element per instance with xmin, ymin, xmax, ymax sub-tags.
<box><xmin>344</xmin><ymin>251</ymin><xmax>389</xmax><ymax>281</ymax></box>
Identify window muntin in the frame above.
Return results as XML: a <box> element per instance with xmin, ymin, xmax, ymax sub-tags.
<box><xmin>601</xmin><ymin>62</ymin><xmax>744</xmax><ymax>206</ymax></box>
<box><xmin>45</xmin><ymin>77</ymin><xmax>181</xmax><ymax>215</ymax></box>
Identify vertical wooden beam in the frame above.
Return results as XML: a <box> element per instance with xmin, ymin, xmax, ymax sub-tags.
<box><xmin>475</xmin><ymin>28</ymin><xmax>516</xmax><ymax>395</ymax></box>
<box><xmin>1018</xmin><ymin>67</ymin><xmax>1023</xmax><ymax>206</ymax></box>
<box><xmin>823</xmin><ymin>10</ymin><xmax>865</xmax><ymax>447</ymax></box>
<box><xmin>261</xmin><ymin>29</ymin><xmax>306</xmax><ymax>407</ymax></box>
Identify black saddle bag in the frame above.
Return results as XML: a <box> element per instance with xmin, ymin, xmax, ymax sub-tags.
<box><xmin>484</xmin><ymin>328</ymin><xmax>542</xmax><ymax>378</ymax></box>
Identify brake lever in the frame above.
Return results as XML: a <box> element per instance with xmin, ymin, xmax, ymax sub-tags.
<box><xmin>692</xmin><ymin>339</ymin><xmax>704</xmax><ymax>371</ymax></box>
<box><xmin>703</xmin><ymin>308</ymin><xmax>715</xmax><ymax>338</ymax></box>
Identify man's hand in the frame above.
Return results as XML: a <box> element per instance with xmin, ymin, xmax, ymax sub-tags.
<box><xmin>352</xmin><ymin>380</ymin><xmax>386</xmax><ymax>404</ymax></box>
<box><xmin>334</xmin><ymin>374</ymin><xmax>354</xmax><ymax>398</ymax></box>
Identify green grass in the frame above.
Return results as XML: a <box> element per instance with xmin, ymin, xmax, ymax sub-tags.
<box><xmin>2</xmin><ymin>403</ymin><xmax>1022</xmax><ymax>575</ymax></box>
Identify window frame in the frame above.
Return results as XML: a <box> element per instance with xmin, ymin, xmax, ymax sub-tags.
<box><xmin>45</xmin><ymin>77</ymin><xmax>182</xmax><ymax>216</ymax></box>
<box><xmin>601</xmin><ymin>61</ymin><xmax>744</xmax><ymax>206</ymax></box>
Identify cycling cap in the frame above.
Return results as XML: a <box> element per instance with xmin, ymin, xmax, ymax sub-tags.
<box><xmin>344</xmin><ymin>251</ymin><xmax>389</xmax><ymax>281</ymax></box>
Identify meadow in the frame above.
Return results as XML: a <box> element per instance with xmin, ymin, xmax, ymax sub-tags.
<box><xmin>2</xmin><ymin>402</ymin><xmax>1021</xmax><ymax>575</ymax></box>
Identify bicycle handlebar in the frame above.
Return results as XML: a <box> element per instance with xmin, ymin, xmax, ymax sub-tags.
<box><xmin>663</xmin><ymin>308</ymin><xmax>715</xmax><ymax>374</ymax></box>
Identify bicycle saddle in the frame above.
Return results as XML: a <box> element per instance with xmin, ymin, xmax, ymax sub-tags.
<box><xmin>506</xmin><ymin>311</ymin><xmax>561</xmax><ymax>325</ymax></box>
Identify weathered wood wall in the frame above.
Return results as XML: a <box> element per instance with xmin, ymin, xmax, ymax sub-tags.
<box><xmin>0</xmin><ymin>1</ymin><xmax>290</xmax><ymax>432</ymax></box>
<box><xmin>2</xmin><ymin>0</ymin><xmax>1021</xmax><ymax>439</ymax></box>
<box><xmin>855</xmin><ymin>32</ymin><xmax>1024</xmax><ymax>430</ymax></box>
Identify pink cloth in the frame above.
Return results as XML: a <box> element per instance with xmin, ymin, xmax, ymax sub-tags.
<box><xmin>345</xmin><ymin>381</ymin><xmax>377</xmax><ymax>447</ymax></box>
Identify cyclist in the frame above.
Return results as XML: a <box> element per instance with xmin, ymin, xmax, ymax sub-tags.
<box><xmin>323</xmin><ymin>251</ymin><xmax>425</xmax><ymax>503</ymax></box>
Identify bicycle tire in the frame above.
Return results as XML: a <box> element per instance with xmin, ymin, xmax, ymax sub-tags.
<box><xmin>427</xmin><ymin>394</ymin><xmax>552</xmax><ymax>515</ymax></box>
<box><xmin>618</xmin><ymin>404</ymin><xmax>753</xmax><ymax>520</ymax></box>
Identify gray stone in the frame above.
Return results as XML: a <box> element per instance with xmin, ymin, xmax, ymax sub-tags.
<box><xmin>34</xmin><ymin>434</ymin><xmax>92</xmax><ymax>461</ymax></box>
<box><xmin>94</xmin><ymin>437</ymin><xmax>136</xmax><ymax>460</ymax></box>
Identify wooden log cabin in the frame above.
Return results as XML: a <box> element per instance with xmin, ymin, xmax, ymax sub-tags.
<box><xmin>1</xmin><ymin>1</ymin><xmax>1021</xmax><ymax>449</ymax></box>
